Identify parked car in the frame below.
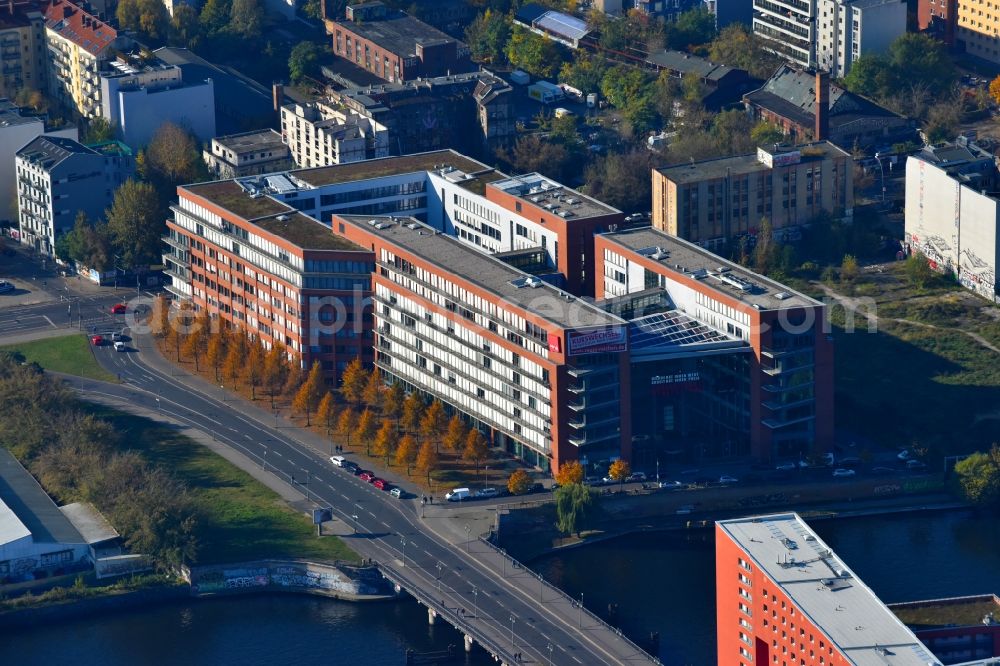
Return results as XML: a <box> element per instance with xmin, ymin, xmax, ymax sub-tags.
<box><xmin>528</xmin><ymin>482</ymin><xmax>547</xmax><ymax>494</ymax></box>
<box><xmin>390</xmin><ymin>487</ymin><xmax>403</xmax><ymax>499</ymax></box>
<box><xmin>475</xmin><ymin>487</ymin><xmax>499</xmax><ymax>500</ymax></box>
<box><xmin>906</xmin><ymin>459</ymin><xmax>928</xmax><ymax>471</ymax></box>
<box><xmin>897</xmin><ymin>449</ymin><xmax>911</xmax><ymax>461</ymax></box>
<box><xmin>626</xmin><ymin>472</ymin><xmax>647</xmax><ymax>483</ymax></box>
<box><xmin>658</xmin><ymin>480</ymin><xmax>684</xmax><ymax>490</ymax></box>
<box><xmin>775</xmin><ymin>462</ymin><xmax>797</xmax><ymax>471</ymax></box>
<box><xmin>819</xmin><ymin>452</ymin><xmax>836</xmax><ymax>466</ymax></box>
<box><xmin>330</xmin><ymin>455</ymin><xmax>346</xmax><ymax>467</ymax></box>
<box><xmin>445</xmin><ymin>487</ymin><xmax>471</xmax><ymax>502</ymax></box>
<box><xmin>90</xmin><ymin>334</ymin><xmax>104</xmax><ymax>346</ymax></box>
<box><xmin>359</xmin><ymin>471</ymin><xmax>375</xmax><ymax>482</ymax></box>
<box><xmin>719</xmin><ymin>475</ymin><xmax>739</xmax><ymax>484</ymax></box>
<box><xmin>113</xmin><ymin>341</ymin><xmax>127</xmax><ymax>352</ymax></box>
<box><xmin>110</xmin><ymin>303</ymin><xmax>127</xmax><ymax>314</ymax></box>
<box><xmin>372</xmin><ymin>479</ymin><xmax>389</xmax><ymax>490</ymax></box>
<box><xmin>343</xmin><ymin>461</ymin><xmax>360</xmax><ymax>474</ymax></box>
<box><xmin>832</xmin><ymin>468</ymin><xmax>856</xmax><ymax>478</ymax></box>
<box><xmin>0</xmin><ymin>280</ymin><xmax>13</xmax><ymax>293</ymax></box>
<box><xmin>583</xmin><ymin>477</ymin><xmax>605</xmax><ymax>487</ymax></box>
<box><xmin>111</xmin><ymin>331</ymin><xmax>128</xmax><ymax>342</ymax></box>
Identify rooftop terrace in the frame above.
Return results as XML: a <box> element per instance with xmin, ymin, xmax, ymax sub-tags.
<box><xmin>336</xmin><ymin>215</ymin><xmax>624</xmax><ymax>330</ymax></box>
<box><xmin>718</xmin><ymin>513</ymin><xmax>941</xmax><ymax>666</ymax></box>
<box><xmin>602</xmin><ymin>227</ymin><xmax>819</xmax><ymax>310</ymax></box>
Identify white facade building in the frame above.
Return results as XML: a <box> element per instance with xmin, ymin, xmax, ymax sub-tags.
<box><xmin>203</xmin><ymin>129</ymin><xmax>294</xmax><ymax>179</ymax></box>
<box><xmin>816</xmin><ymin>0</ymin><xmax>906</xmax><ymax>77</ymax></box>
<box><xmin>280</xmin><ymin>101</ymin><xmax>389</xmax><ymax>169</ymax></box>
<box><xmin>905</xmin><ymin>142</ymin><xmax>1000</xmax><ymax>303</ymax></box>
<box><xmin>0</xmin><ymin>99</ymin><xmax>77</xmax><ymax>209</ymax></box>
<box><xmin>16</xmin><ymin>136</ymin><xmax>134</xmax><ymax>256</ymax></box>
<box><xmin>100</xmin><ymin>54</ymin><xmax>215</xmax><ymax>147</ymax></box>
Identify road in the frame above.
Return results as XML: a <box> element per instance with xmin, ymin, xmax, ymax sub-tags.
<box><xmin>0</xmin><ymin>294</ymin><xmax>132</xmax><ymax>340</ymax></box>
<box><xmin>70</xmin><ymin>329</ymin><xmax>658</xmax><ymax>666</ymax></box>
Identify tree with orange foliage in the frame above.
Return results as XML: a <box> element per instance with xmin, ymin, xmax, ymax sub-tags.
<box><xmin>395</xmin><ymin>433</ymin><xmax>418</xmax><ymax>475</ymax></box>
<box><xmin>555</xmin><ymin>460</ymin><xmax>585</xmax><ymax>486</ymax></box>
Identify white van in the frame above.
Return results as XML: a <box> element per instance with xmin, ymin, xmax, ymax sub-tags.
<box><xmin>329</xmin><ymin>455</ymin><xmax>346</xmax><ymax>467</ymax></box>
<box><xmin>445</xmin><ymin>487</ymin><xmax>471</xmax><ymax>502</ymax></box>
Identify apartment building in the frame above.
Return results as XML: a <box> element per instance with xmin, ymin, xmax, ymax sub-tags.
<box><xmin>754</xmin><ymin>0</ymin><xmax>817</xmax><ymax>68</ymax></box>
<box><xmin>100</xmin><ymin>52</ymin><xmax>215</xmax><ymax>147</ymax></box>
<box><xmin>16</xmin><ymin>135</ymin><xmax>134</xmax><ymax>256</ymax></box>
<box><xmin>905</xmin><ymin>139</ymin><xmax>1000</xmax><ymax>303</ymax></box>
<box><xmin>0</xmin><ymin>0</ymin><xmax>46</xmax><ymax>99</ymax></box>
<box><xmin>597</xmin><ymin>228</ymin><xmax>833</xmax><ymax>464</ymax></box>
<box><xmin>325</xmin><ymin>1</ymin><xmax>472</xmax><ymax>83</ymax></box>
<box><xmin>919</xmin><ymin>0</ymin><xmax>957</xmax><ymax>44</ymax></box>
<box><xmin>43</xmin><ymin>0</ymin><xmax>125</xmax><ymax>118</ymax></box>
<box><xmin>652</xmin><ymin>142</ymin><xmax>854</xmax><ymax>250</ymax></box>
<box><xmin>716</xmin><ymin>513</ymin><xmax>947</xmax><ymax>666</ymax></box>
<box><xmin>0</xmin><ymin>98</ymin><xmax>76</xmax><ymax>203</ymax></box>
<box><xmin>333</xmin><ymin>214</ymin><xmax>630</xmax><ymax>473</ymax></box>
<box><xmin>165</xmin><ymin>179</ymin><xmax>376</xmax><ymax>382</ymax></box>
<box><xmin>957</xmin><ymin>0</ymin><xmax>1000</xmax><ymax>62</ymax></box>
<box><xmin>203</xmin><ymin>130</ymin><xmax>294</xmax><ymax>180</ymax></box>
<box><xmin>280</xmin><ymin>100</ymin><xmax>389</xmax><ymax>169</ymax></box>
<box><xmin>816</xmin><ymin>0</ymin><xmax>906</xmax><ymax>77</ymax></box>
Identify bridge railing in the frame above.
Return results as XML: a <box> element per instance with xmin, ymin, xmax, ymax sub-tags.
<box><xmin>376</xmin><ymin>560</ymin><xmax>515</xmax><ymax>662</ymax></box>
<box><xmin>478</xmin><ymin>536</ymin><xmax>662</xmax><ymax>665</ymax></box>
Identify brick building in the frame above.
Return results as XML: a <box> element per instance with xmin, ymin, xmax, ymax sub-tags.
<box><xmin>324</xmin><ymin>1</ymin><xmax>472</xmax><ymax>83</ymax></box>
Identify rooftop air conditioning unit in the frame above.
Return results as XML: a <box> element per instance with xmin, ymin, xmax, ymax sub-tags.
<box><xmin>275</xmin><ymin>215</ymin><xmax>288</xmax><ymax>222</ymax></box>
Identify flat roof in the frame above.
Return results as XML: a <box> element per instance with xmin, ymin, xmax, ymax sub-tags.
<box><xmin>657</xmin><ymin>141</ymin><xmax>849</xmax><ymax>184</ymax></box>
<box><xmin>184</xmin><ymin>180</ymin><xmax>293</xmax><ymax>220</ymax></box>
<box><xmin>254</xmin><ymin>212</ymin><xmax>364</xmax><ymax>252</ymax></box>
<box><xmin>214</xmin><ymin>129</ymin><xmax>286</xmax><ymax>153</ymax></box>
<box><xmin>60</xmin><ymin>502</ymin><xmax>119</xmax><ymax>544</ymax></box>
<box><xmin>718</xmin><ymin>513</ymin><xmax>941</xmax><ymax>666</ymax></box>
<box><xmin>334</xmin><ymin>11</ymin><xmax>462</xmax><ymax>59</ymax></box>
<box><xmin>0</xmin><ymin>99</ymin><xmax>43</xmax><ymax>128</ymax></box>
<box><xmin>0</xmin><ymin>449</ymin><xmax>84</xmax><ymax>546</ymax></box>
<box><xmin>337</xmin><ymin>215</ymin><xmax>623</xmax><ymax>330</ymax></box>
<box><xmin>890</xmin><ymin>595</ymin><xmax>1000</xmax><ymax>629</ymax></box>
<box><xmin>490</xmin><ymin>172</ymin><xmax>621</xmax><ymax>219</ymax></box>
<box><xmin>295</xmin><ymin>149</ymin><xmax>493</xmax><ymax>187</ymax></box>
<box><xmin>601</xmin><ymin>228</ymin><xmax>819</xmax><ymax>310</ymax></box>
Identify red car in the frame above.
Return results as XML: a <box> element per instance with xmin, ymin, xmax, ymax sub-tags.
<box><xmin>373</xmin><ymin>479</ymin><xmax>389</xmax><ymax>491</ymax></box>
<box><xmin>110</xmin><ymin>303</ymin><xmax>127</xmax><ymax>314</ymax></box>
<box><xmin>90</xmin><ymin>334</ymin><xmax>104</xmax><ymax>346</ymax></box>
<box><xmin>359</xmin><ymin>471</ymin><xmax>375</xmax><ymax>483</ymax></box>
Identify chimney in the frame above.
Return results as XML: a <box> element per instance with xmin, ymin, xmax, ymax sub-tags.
<box><xmin>272</xmin><ymin>82</ymin><xmax>284</xmax><ymax>114</ymax></box>
<box><xmin>815</xmin><ymin>70</ymin><xmax>829</xmax><ymax>142</ymax></box>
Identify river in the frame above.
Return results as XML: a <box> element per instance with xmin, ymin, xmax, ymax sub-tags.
<box><xmin>1</xmin><ymin>509</ymin><xmax>997</xmax><ymax>665</ymax></box>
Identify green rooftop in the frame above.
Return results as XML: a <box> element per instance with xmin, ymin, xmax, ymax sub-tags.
<box><xmin>890</xmin><ymin>595</ymin><xmax>1000</xmax><ymax>629</ymax></box>
<box><xmin>254</xmin><ymin>212</ymin><xmax>364</xmax><ymax>252</ymax></box>
<box><xmin>185</xmin><ymin>180</ymin><xmax>293</xmax><ymax>220</ymax></box>
<box><xmin>294</xmin><ymin>150</ymin><xmax>493</xmax><ymax>187</ymax></box>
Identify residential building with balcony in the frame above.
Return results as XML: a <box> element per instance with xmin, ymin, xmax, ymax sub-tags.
<box><xmin>652</xmin><ymin>141</ymin><xmax>854</xmax><ymax>251</ymax></box>
<box><xmin>280</xmin><ymin>100</ymin><xmax>389</xmax><ymax>169</ymax></box>
<box><xmin>203</xmin><ymin>129</ymin><xmax>294</xmax><ymax>180</ymax></box>
<box><xmin>99</xmin><ymin>51</ymin><xmax>215</xmax><ymax>147</ymax></box>
<box><xmin>754</xmin><ymin>0</ymin><xmax>817</xmax><ymax>68</ymax></box>
<box><xmin>332</xmin><ymin>214</ymin><xmax>631</xmax><ymax>474</ymax></box>
<box><xmin>0</xmin><ymin>1</ymin><xmax>47</xmax><ymax>100</ymax></box>
<box><xmin>15</xmin><ymin>135</ymin><xmax>134</xmax><ymax>256</ymax></box>
<box><xmin>597</xmin><ymin>228</ymin><xmax>833</xmax><ymax>465</ymax></box>
<box><xmin>0</xmin><ymin>98</ymin><xmax>76</xmax><ymax>204</ymax></box>
<box><xmin>324</xmin><ymin>1</ymin><xmax>472</xmax><ymax>83</ymax></box>
<box><xmin>165</xmin><ymin>179</ymin><xmax>375</xmax><ymax>383</ymax></box>
<box><xmin>43</xmin><ymin>0</ymin><xmax>126</xmax><ymax>118</ymax></box>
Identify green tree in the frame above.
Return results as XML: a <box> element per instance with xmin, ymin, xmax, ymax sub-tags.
<box><xmin>170</xmin><ymin>3</ymin><xmax>202</xmax><ymax>47</ymax></box>
<box><xmin>415</xmin><ymin>439</ymin><xmax>438</xmax><ymax>485</ymax></box>
<box><xmin>752</xmin><ymin>217</ymin><xmax>777</xmax><ymax>275</ymax></box>
<box><xmin>504</xmin><ymin>135</ymin><xmax>575</xmax><ymax>183</ymax></box>
<box><xmin>599</xmin><ymin>65</ymin><xmax>650</xmax><ymax>109</ymax></box>
<box><xmin>116</xmin><ymin>0</ymin><xmax>141</xmax><ymax>32</ymax></box>
<box><xmin>228</xmin><ymin>0</ymin><xmax>262</xmax><ymax>40</ymax></box>
<box><xmin>555</xmin><ymin>460</ymin><xmax>584</xmax><ymax>486</ymax></box>
<box><xmin>608</xmin><ymin>459</ymin><xmax>630</xmax><ymax>493</ymax></box>
<box><xmin>904</xmin><ymin>251</ymin><xmax>938</xmax><ymax>289</ymax></box>
<box><xmin>750</xmin><ymin>121</ymin><xmax>785</xmax><ymax>147</ymax></box>
<box><xmin>465</xmin><ymin>9</ymin><xmax>511</xmax><ymax>64</ymax></box>
<box><xmin>954</xmin><ymin>445</ymin><xmax>1000</xmax><ymax>507</ymax></box>
<box><xmin>200</xmin><ymin>0</ymin><xmax>232</xmax><ymax>35</ymax></box>
<box><xmin>583</xmin><ymin>150</ymin><xmax>653</xmax><ymax>214</ymax></box>
<box><xmin>137</xmin><ymin>0</ymin><xmax>170</xmax><ymax>41</ymax></box>
<box><xmin>105</xmin><ymin>180</ymin><xmax>163</xmax><ymax>268</ymax></box>
<box><xmin>505</xmin><ymin>26</ymin><xmax>561</xmax><ymax>79</ymax></box>
<box><xmin>83</xmin><ymin>117</ymin><xmax>114</xmax><ymax>144</ymax></box>
<box><xmin>395</xmin><ymin>433</ymin><xmax>418</xmax><ymax>474</ymax></box>
<box><xmin>558</xmin><ymin>51</ymin><xmax>608</xmax><ymax>94</ymax></box>
<box><xmin>507</xmin><ymin>469</ymin><xmax>532</xmax><ymax>495</ymax></box>
<box><xmin>462</xmin><ymin>429</ymin><xmax>490</xmax><ymax>475</ymax></box>
<box><xmin>665</xmin><ymin>6</ymin><xmax>716</xmax><ymax>50</ymax></box>
<box><xmin>840</xmin><ymin>254</ymin><xmax>859</xmax><ymax>285</ymax></box>
<box><xmin>708</xmin><ymin>24</ymin><xmax>783</xmax><ymax>80</ymax></box>
<box><xmin>554</xmin><ymin>483</ymin><xmax>593</xmax><ymax>536</ymax></box>
<box><xmin>288</xmin><ymin>41</ymin><xmax>323</xmax><ymax>83</ymax></box>
<box><xmin>711</xmin><ymin>109</ymin><xmax>756</xmax><ymax>155</ymax></box>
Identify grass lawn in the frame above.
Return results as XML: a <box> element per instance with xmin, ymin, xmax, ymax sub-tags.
<box><xmin>0</xmin><ymin>334</ymin><xmax>117</xmax><ymax>382</ymax></box>
<box><xmin>828</xmin><ymin>264</ymin><xmax>1000</xmax><ymax>455</ymax></box>
<box><xmin>89</xmin><ymin>405</ymin><xmax>359</xmax><ymax>566</ymax></box>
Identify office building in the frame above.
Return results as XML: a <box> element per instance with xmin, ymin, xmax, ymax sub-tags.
<box><xmin>43</xmin><ymin>0</ymin><xmax>126</xmax><ymax>118</ymax></box>
<box><xmin>334</xmin><ymin>214</ymin><xmax>630</xmax><ymax>474</ymax></box>
<box><xmin>16</xmin><ymin>135</ymin><xmax>133</xmax><ymax>256</ymax></box>
<box><xmin>0</xmin><ymin>98</ymin><xmax>76</xmax><ymax>205</ymax></box>
<box><xmin>904</xmin><ymin>140</ymin><xmax>1000</xmax><ymax>303</ymax></box>
<box><xmin>324</xmin><ymin>1</ymin><xmax>472</xmax><ymax>83</ymax></box>
<box><xmin>0</xmin><ymin>0</ymin><xmax>47</xmax><ymax>100</ymax></box>
<box><xmin>280</xmin><ymin>100</ymin><xmax>389</xmax><ymax>169</ymax></box>
<box><xmin>716</xmin><ymin>513</ymin><xmax>949</xmax><ymax>666</ymax></box>
<box><xmin>100</xmin><ymin>51</ymin><xmax>215</xmax><ymax>147</ymax></box>
<box><xmin>165</xmin><ymin>179</ymin><xmax>376</xmax><ymax>383</ymax></box>
<box><xmin>816</xmin><ymin>0</ymin><xmax>906</xmax><ymax>77</ymax></box>
<box><xmin>652</xmin><ymin>142</ymin><xmax>854</xmax><ymax>250</ymax></box>
<box><xmin>203</xmin><ymin>129</ymin><xmax>294</xmax><ymax>180</ymax></box>
<box><xmin>597</xmin><ymin>228</ymin><xmax>833</xmax><ymax>464</ymax></box>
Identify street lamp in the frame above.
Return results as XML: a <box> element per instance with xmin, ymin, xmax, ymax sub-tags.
<box><xmin>262</xmin><ymin>445</ymin><xmax>268</xmax><ymax>471</ymax></box>
<box><xmin>484</xmin><ymin>465</ymin><xmax>489</xmax><ymax>489</ymax></box>
<box><xmin>509</xmin><ymin>614</ymin><xmax>516</xmax><ymax>650</ymax></box>
<box><xmin>436</xmin><ymin>561</ymin><xmax>444</xmax><ymax>590</ymax></box>
<box><xmin>472</xmin><ymin>586</ymin><xmax>478</xmax><ymax>618</ymax></box>
<box><xmin>400</xmin><ymin>537</ymin><xmax>406</xmax><ymax>566</ymax></box>
<box><xmin>465</xmin><ymin>524</ymin><xmax>471</xmax><ymax>552</ymax></box>
<box><xmin>874</xmin><ymin>152</ymin><xmax>887</xmax><ymax>203</ymax></box>
<box><xmin>579</xmin><ymin>592</ymin><xmax>584</xmax><ymax>628</ymax></box>
<box><xmin>548</xmin><ymin>643</ymin><xmax>554</xmax><ymax>666</ymax></box>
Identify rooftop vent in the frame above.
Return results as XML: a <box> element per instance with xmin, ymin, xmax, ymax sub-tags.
<box><xmin>774</xmin><ymin>292</ymin><xmax>791</xmax><ymax>300</ymax></box>
<box><xmin>373</xmin><ymin>222</ymin><xmax>389</xmax><ymax>230</ymax></box>
<box><xmin>275</xmin><ymin>215</ymin><xmax>288</xmax><ymax>222</ymax></box>
<box><xmin>405</xmin><ymin>223</ymin><xmax>420</xmax><ymax>230</ymax></box>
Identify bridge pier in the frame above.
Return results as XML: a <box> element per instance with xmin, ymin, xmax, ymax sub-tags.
<box><xmin>428</xmin><ymin>608</ymin><xmax>437</xmax><ymax>625</ymax></box>
<box><xmin>464</xmin><ymin>634</ymin><xmax>473</xmax><ymax>653</ymax></box>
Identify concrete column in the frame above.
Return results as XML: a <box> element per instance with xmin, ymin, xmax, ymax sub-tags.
<box><xmin>428</xmin><ymin>608</ymin><xmax>437</xmax><ymax>625</ymax></box>
<box><xmin>464</xmin><ymin>634</ymin><xmax>473</xmax><ymax>653</ymax></box>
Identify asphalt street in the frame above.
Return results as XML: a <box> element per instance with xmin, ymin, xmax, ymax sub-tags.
<box><xmin>73</xmin><ymin>331</ymin><xmax>656</xmax><ymax>666</ymax></box>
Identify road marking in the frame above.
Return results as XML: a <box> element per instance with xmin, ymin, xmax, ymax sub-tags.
<box><xmin>42</xmin><ymin>315</ymin><xmax>56</xmax><ymax>328</ymax></box>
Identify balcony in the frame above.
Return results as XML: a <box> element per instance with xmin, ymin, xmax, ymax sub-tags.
<box><xmin>762</xmin><ymin>360</ymin><xmax>814</xmax><ymax>377</ymax></box>
<box><xmin>762</xmin><ymin>395</ymin><xmax>814</xmax><ymax>412</ymax></box>
<box><xmin>762</xmin><ymin>413</ymin><xmax>815</xmax><ymax>429</ymax></box>
<box><xmin>568</xmin><ymin>431</ymin><xmax>620</xmax><ymax>447</ymax></box>
<box><xmin>161</xmin><ymin>234</ymin><xmax>189</xmax><ymax>252</ymax></box>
